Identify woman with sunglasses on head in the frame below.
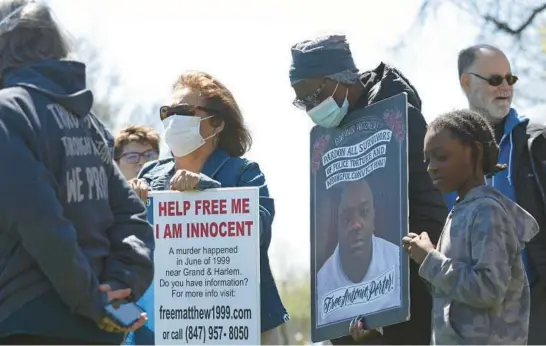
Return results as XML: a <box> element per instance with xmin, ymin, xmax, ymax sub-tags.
<box><xmin>126</xmin><ymin>71</ymin><xmax>289</xmax><ymax>345</ymax></box>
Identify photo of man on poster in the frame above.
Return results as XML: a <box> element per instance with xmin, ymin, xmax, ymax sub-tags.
<box><xmin>317</xmin><ymin>177</ymin><xmax>401</xmax><ymax>326</ymax></box>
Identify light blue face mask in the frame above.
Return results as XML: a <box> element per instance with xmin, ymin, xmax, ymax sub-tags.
<box><xmin>307</xmin><ymin>83</ymin><xmax>349</xmax><ymax>128</ymax></box>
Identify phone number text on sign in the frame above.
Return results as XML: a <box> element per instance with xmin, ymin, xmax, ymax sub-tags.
<box><xmin>150</xmin><ymin>188</ymin><xmax>261</xmax><ymax>345</ymax></box>
<box><xmin>159</xmin><ymin>324</ymin><xmax>250</xmax><ymax>343</ymax></box>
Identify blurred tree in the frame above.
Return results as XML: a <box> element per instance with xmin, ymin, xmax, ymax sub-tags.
<box><xmin>541</xmin><ymin>26</ymin><xmax>546</xmax><ymax>52</ymax></box>
<box><xmin>73</xmin><ymin>37</ymin><xmax>122</xmax><ymax>128</ymax></box>
<box><xmin>398</xmin><ymin>0</ymin><xmax>546</xmax><ymax>105</ymax></box>
<box><xmin>278</xmin><ymin>272</ymin><xmax>311</xmax><ymax>345</ymax></box>
<box><xmin>72</xmin><ymin>38</ymin><xmax>160</xmax><ymax>133</ymax></box>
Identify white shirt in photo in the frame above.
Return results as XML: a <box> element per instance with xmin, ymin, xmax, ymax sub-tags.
<box><xmin>316</xmin><ymin>235</ymin><xmax>401</xmax><ymax>326</ymax></box>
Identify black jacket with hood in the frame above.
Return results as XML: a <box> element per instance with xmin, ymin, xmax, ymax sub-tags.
<box><xmin>0</xmin><ymin>59</ymin><xmax>154</xmax><ymax>343</ymax></box>
<box><xmin>503</xmin><ymin>120</ymin><xmax>546</xmax><ymax>290</ymax></box>
<box><xmin>331</xmin><ymin>62</ymin><xmax>447</xmax><ymax>345</ymax></box>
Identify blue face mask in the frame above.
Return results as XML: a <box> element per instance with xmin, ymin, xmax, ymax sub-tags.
<box><xmin>306</xmin><ymin>83</ymin><xmax>349</xmax><ymax>128</ymax></box>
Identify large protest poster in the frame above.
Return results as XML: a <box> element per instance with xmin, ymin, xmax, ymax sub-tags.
<box><xmin>310</xmin><ymin>93</ymin><xmax>410</xmax><ymax>342</ymax></box>
<box><xmin>147</xmin><ymin>188</ymin><xmax>261</xmax><ymax>345</ymax></box>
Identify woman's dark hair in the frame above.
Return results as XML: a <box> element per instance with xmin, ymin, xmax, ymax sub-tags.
<box><xmin>172</xmin><ymin>71</ymin><xmax>252</xmax><ymax>157</ymax></box>
<box><xmin>0</xmin><ymin>0</ymin><xmax>71</xmax><ymax>77</ymax></box>
<box><xmin>428</xmin><ymin>108</ymin><xmax>506</xmax><ymax>177</ymax></box>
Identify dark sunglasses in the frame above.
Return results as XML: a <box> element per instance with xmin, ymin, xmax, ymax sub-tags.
<box><xmin>160</xmin><ymin>104</ymin><xmax>217</xmax><ymax>121</ymax></box>
<box><xmin>118</xmin><ymin>150</ymin><xmax>158</xmax><ymax>164</ymax></box>
<box><xmin>292</xmin><ymin>81</ymin><xmax>327</xmax><ymax>110</ymax></box>
<box><xmin>469</xmin><ymin>73</ymin><xmax>518</xmax><ymax>87</ymax></box>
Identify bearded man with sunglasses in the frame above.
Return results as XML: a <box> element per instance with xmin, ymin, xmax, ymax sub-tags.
<box><xmin>454</xmin><ymin>43</ymin><xmax>546</xmax><ymax>345</ymax></box>
<box><xmin>289</xmin><ymin>34</ymin><xmax>448</xmax><ymax>345</ymax></box>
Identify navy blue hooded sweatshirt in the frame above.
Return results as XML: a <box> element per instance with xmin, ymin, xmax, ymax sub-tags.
<box><xmin>0</xmin><ymin>60</ymin><xmax>154</xmax><ymax>343</ymax></box>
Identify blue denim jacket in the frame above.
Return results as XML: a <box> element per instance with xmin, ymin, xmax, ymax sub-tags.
<box><xmin>125</xmin><ymin>149</ymin><xmax>289</xmax><ymax>344</ymax></box>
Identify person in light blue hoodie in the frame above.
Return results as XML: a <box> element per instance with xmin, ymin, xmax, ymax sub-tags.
<box><xmin>0</xmin><ymin>0</ymin><xmax>154</xmax><ymax>344</ymax></box>
<box><xmin>445</xmin><ymin>44</ymin><xmax>546</xmax><ymax>344</ymax></box>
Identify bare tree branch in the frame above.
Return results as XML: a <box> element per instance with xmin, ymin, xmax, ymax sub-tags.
<box><xmin>449</xmin><ymin>0</ymin><xmax>482</xmax><ymax>17</ymax></box>
<box><xmin>483</xmin><ymin>2</ymin><xmax>546</xmax><ymax>37</ymax></box>
<box><xmin>391</xmin><ymin>0</ymin><xmax>546</xmax><ymax>107</ymax></box>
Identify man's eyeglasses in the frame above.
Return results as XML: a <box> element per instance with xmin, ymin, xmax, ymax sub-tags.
<box><xmin>160</xmin><ymin>104</ymin><xmax>217</xmax><ymax>121</ymax></box>
<box><xmin>292</xmin><ymin>81</ymin><xmax>327</xmax><ymax>110</ymax></box>
<box><xmin>118</xmin><ymin>150</ymin><xmax>158</xmax><ymax>164</ymax></box>
<box><xmin>469</xmin><ymin>73</ymin><xmax>518</xmax><ymax>87</ymax></box>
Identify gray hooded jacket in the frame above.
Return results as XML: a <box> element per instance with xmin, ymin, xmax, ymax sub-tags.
<box><xmin>419</xmin><ymin>185</ymin><xmax>539</xmax><ymax>345</ymax></box>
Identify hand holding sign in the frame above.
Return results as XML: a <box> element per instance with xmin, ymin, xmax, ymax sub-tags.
<box><xmin>403</xmin><ymin>232</ymin><xmax>434</xmax><ymax>264</ymax></box>
<box><xmin>129</xmin><ymin>178</ymin><xmax>149</xmax><ymax>202</ymax></box>
<box><xmin>170</xmin><ymin>169</ymin><xmax>199</xmax><ymax>191</ymax></box>
<box><xmin>349</xmin><ymin>315</ymin><xmax>382</xmax><ymax>341</ymax></box>
<box><xmin>401</xmin><ymin>232</ymin><xmax>419</xmax><ymax>253</ymax></box>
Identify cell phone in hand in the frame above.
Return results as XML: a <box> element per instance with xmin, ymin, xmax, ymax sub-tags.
<box><xmin>104</xmin><ymin>299</ymin><xmax>144</xmax><ymax>328</ymax></box>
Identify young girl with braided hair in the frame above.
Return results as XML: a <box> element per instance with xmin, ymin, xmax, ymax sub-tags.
<box><xmin>400</xmin><ymin>108</ymin><xmax>538</xmax><ymax>344</ymax></box>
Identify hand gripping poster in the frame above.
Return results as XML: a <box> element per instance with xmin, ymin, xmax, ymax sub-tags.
<box><xmin>310</xmin><ymin>93</ymin><xmax>410</xmax><ymax>342</ymax></box>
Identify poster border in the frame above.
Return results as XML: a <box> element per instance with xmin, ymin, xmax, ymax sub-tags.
<box><xmin>310</xmin><ymin>92</ymin><xmax>411</xmax><ymax>342</ymax></box>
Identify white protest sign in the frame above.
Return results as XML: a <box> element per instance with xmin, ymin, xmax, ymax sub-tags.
<box><xmin>148</xmin><ymin>187</ymin><xmax>261</xmax><ymax>345</ymax></box>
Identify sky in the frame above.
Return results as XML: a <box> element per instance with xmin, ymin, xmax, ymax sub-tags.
<box><xmin>47</xmin><ymin>0</ymin><xmax>539</xmax><ymax>278</ymax></box>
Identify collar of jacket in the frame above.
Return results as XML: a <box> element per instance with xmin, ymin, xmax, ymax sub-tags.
<box><xmin>158</xmin><ymin>148</ymin><xmax>231</xmax><ymax>177</ymax></box>
<box><xmin>356</xmin><ymin>62</ymin><xmax>423</xmax><ymax>112</ymax></box>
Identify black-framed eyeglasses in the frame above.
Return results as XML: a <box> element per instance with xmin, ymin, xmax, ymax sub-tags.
<box><xmin>118</xmin><ymin>149</ymin><xmax>158</xmax><ymax>164</ymax></box>
<box><xmin>292</xmin><ymin>81</ymin><xmax>327</xmax><ymax>110</ymax></box>
<box><xmin>159</xmin><ymin>104</ymin><xmax>218</xmax><ymax>121</ymax></box>
<box><xmin>469</xmin><ymin>73</ymin><xmax>518</xmax><ymax>87</ymax></box>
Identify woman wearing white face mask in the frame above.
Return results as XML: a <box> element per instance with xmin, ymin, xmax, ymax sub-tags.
<box><xmin>126</xmin><ymin>71</ymin><xmax>289</xmax><ymax>346</ymax></box>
